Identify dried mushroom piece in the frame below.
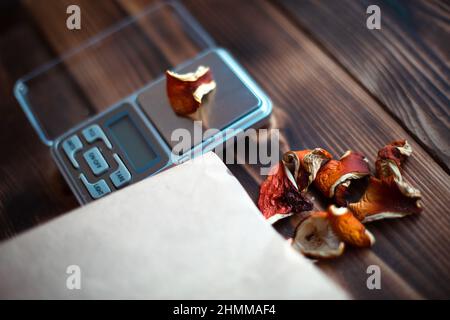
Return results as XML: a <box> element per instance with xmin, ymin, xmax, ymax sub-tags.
<box><xmin>258</xmin><ymin>163</ymin><xmax>313</xmax><ymax>224</ymax></box>
<box><xmin>382</xmin><ymin>160</ymin><xmax>421</xmax><ymax>198</ymax></box>
<box><xmin>314</xmin><ymin>151</ymin><xmax>370</xmax><ymax>200</ymax></box>
<box><xmin>376</xmin><ymin>140</ymin><xmax>412</xmax><ymax>178</ymax></box>
<box><xmin>349</xmin><ymin>176</ymin><xmax>422</xmax><ymax>223</ymax></box>
<box><xmin>328</xmin><ymin>205</ymin><xmax>375</xmax><ymax>247</ymax></box>
<box><xmin>349</xmin><ymin>140</ymin><xmax>422</xmax><ymax>223</ymax></box>
<box><xmin>333</xmin><ymin>182</ymin><xmax>351</xmax><ymax>207</ymax></box>
<box><xmin>375</xmin><ymin>140</ymin><xmax>421</xmax><ymax>199</ymax></box>
<box><xmin>283</xmin><ymin>148</ymin><xmax>332</xmax><ymax>191</ymax></box>
<box><xmin>259</xmin><ymin>139</ymin><xmax>423</xmax><ymax>259</ymax></box>
<box><xmin>293</xmin><ymin>211</ymin><xmax>345</xmax><ymax>259</ymax></box>
<box><xmin>166</xmin><ymin>66</ymin><xmax>216</xmax><ymax>116</ymax></box>
<box><xmin>333</xmin><ymin>177</ymin><xmax>370</xmax><ymax>207</ymax></box>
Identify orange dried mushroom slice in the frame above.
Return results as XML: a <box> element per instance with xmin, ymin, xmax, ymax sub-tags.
<box><xmin>293</xmin><ymin>211</ymin><xmax>345</xmax><ymax>259</ymax></box>
<box><xmin>283</xmin><ymin>148</ymin><xmax>333</xmax><ymax>191</ymax></box>
<box><xmin>328</xmin><ymin>205</ymin><xmax>375</xmax><ymax>247</ymax></box>
<box><xmin>349</xmin><ymin>140</ymin><xmax>422</xmax><ymax>222</ymax></box>
<box><xmin>349</xmin><ymin>176</ymin><xmax>422</xmax><ymax>223</ymax></box>
<box><xmin>258</xmin><ymin>163</ymin><xmax>313</xmax><ymax>224</ymax></box>
<box><xmin>314</xmin><ymin>151</ymin><xmax>370</xmax><ymax>199</ymax></box>
<box><xmin>166</xmin><ymin>66</ymin><xmax>216</xmax><ymax>116</ymax></box>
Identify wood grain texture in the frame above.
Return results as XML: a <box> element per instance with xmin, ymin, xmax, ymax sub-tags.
<box><xmin>275</xmin><ymin>0</ymin><xmax>450</xmax><ymax>171</ymax></box>
<box><xmin>0</xmin><ymin>0</ymin><xmax>448</xmax><ymax>299</ymax></box>
<box><xmin>24</xmin><ymin>0</ymin><xmax>207</xmax><ymax>116</ymax></box>
<box><xmin>0</xmin><ymin>9</ymin><xmax>78</xmax><ymax>240</ymax></box>
<box><xmin>23</xmin><ymin>0</ymin><xmax>165</xmax><ymax>112</ymax></box>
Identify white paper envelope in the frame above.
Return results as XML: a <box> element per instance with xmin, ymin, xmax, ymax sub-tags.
<box><xmin>0</xmin><ymin>152</ymin><xmax>347</xmax><ymax>299</ymax></box>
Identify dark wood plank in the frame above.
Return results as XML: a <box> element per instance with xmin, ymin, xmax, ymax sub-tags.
<box><xmin>24</xmin><ymin>0</ymin><xmax>207</xmax><ymax>112</ymax></box>
<box><xmin>24</xmin><ymin>0</ymin><xmax>167</xmax><ymax>111</ymax></box>
<box><xmin>24</xmin><ymin>0</ymin><xmax>163</xmax><ymax>110</ymax></box>
<box><xmin>275</xmin><ymin>0</ymin><xmax>450</xmax><ymax>171</ymax></box>
<box><xmin>0</xmin><ymin>8</ymin><xmax>78</xmax><ymax>240</ymax></box>
<box><xmin>18</xmin><ymin>0</ymin><xmax>450</xmax><ymax>298</ymax></box>
<box><xmin>117</xmin><ymin>0</ymin><xmax>202</xmax><ymax>65</ymax></box>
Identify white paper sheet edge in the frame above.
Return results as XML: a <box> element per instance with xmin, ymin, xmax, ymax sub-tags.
<box><xmin>0</xmin><ymin>152</ymin><xmax>348</xmax><ymax>299</ymax></box>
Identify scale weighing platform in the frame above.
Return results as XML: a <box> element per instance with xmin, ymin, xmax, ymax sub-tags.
<box><xmin>14</xmin><ymin>3</ymin><xmax>272</xmax><ymax>204</ymax></box>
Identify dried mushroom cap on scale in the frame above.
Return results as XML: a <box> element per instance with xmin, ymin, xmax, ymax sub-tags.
<box><xmin>166</xmin><ymin>65</ymin><xmax>216</xmax><ymax>116</ymax></box>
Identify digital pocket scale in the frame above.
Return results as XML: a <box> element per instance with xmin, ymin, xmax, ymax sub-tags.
<box><xmin>43</xmin><ymin>48</ymin><xmax>272</xmax><ymax>204</ymax></box>
<box><xmin>13</xmin><ymin>2</ymin><xmax>272</xmax><ymax>204</ymax></box>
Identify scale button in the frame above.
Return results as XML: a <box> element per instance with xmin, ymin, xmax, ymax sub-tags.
<box><xmin>82</xmin><ymin>124</ymin><xmax>112</xmax><ymax>149</ymax></box>
<box><xmin>80</xmin><ymin>174</ymin><xmax>111</xmax><ymax>199</ymax></box>
<box><xmin>83</xmin><ymin>147</ymin><xmax>109</xmax><ymax>176</ymax></box>
<box><xmin>110</xmin><ymin>154</ymin><xmax>131</xmax><ymax>188</ymax></box>
<box><xmin>62</xmin><ymin>135</ymin><xmax>83</xmax><ymax>169</ymax></box>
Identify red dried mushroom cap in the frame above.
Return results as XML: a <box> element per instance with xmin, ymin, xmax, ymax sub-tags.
<box><xmin>166</xmin><ymin>66</ymin><xmax>216</xmax><ymax>116</ymax></box>
<box><xmin>258</xmin><ymin>162</ymin><xmax>313</xmax><ymax>224</ymax></box>
<box><xmin>376</xmin><ymin>140</ymin><xmax>412</xmax><ymax>178</ymax></box>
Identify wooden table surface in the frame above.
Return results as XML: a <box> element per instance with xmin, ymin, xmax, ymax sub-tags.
<box><xmin>0</xmin><ymin>0</ymin><xmax>449</xmax><ymax>299</ymax></box>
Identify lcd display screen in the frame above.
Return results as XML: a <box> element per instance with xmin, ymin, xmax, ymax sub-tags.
<box><xmin>108</xmin><ymin>114</ymin><xmax>158</xmax><ymax>172</ymax></box>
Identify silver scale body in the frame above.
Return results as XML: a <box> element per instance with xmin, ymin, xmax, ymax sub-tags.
<box><xmin>51</xmin><ymin>49</ymin><xmax>272</xmax><ymax>204</ymax></box>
